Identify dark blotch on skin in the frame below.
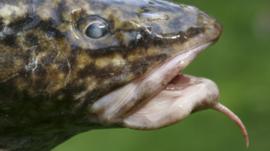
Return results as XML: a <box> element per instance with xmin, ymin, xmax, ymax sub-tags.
<box><xmin>130</xmin><ymin>54</ymin><xmax>168</xmax><ymax>75</ymax></box>
<box><xmin>39</xmin><ymin>21</ymin><xmax>64</xmax><ymax>39</ymax></box>
<box><xmin>25</xmin><ymin>34</ymin><xmax>39</xmax><ymax>46</ymax></box>
<box><xmin>186</xmin><ymin>27</ymin><xmax>205</xmax><ymax>38</ymax></box>
<box><xmin>2</xmin><ymin>35</ymin><xmax>17</xmax><ymax>47</ymax></box>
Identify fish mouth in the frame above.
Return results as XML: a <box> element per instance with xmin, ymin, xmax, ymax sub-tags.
<box><xmin>122</xmin><ymin>42</ymin><xmax>217</xmax><ymax>128</ymax></box>
<box><xmin>91</xmin><ymin>41</ymin><xmax>215</xmax><ymax>126</ymax></box>
<box><xmin>90</xmin><ymin>21</ymin><xmax>249</xmax><ymax>146</ymax></box>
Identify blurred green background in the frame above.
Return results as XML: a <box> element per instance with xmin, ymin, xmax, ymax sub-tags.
<box><xmin>54</xmin><ymin>0</ymin><xmax>270</xmax><ymax>151</ymax></box>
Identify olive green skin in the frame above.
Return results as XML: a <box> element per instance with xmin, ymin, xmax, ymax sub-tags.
<box><xmin>0</xmin><ymin>0</ymin><xmax>216</xmax><ymax>150</ymax></box>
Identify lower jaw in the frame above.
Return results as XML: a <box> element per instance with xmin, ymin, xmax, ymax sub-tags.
<box><xmin>123</xmin><ymin>73</ymin><xmax>220</xmax><ymax>129</ymax></box>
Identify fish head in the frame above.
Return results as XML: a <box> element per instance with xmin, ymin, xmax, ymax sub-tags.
<box><xmin>35</xmin><ymin>0</ymin><xmax>221</xmax><ymax>102</ymax></box>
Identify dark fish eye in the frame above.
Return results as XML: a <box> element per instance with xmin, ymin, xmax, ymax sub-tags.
<box><xmin>85</xmin><ymin>21</ymin><xmax>108</xmax><ymax>39</ymax></box>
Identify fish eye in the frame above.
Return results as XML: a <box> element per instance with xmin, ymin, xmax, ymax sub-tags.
<box><xmin>85</xmin><ymin>21</ymin><xmax>109</xmax><ymax>39</ymax></box>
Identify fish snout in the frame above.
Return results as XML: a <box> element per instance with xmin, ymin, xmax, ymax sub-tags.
<box><xmin>138</xmin><ymin>2</ymin><xmax>222</xmax><ymax>42</ymax></box>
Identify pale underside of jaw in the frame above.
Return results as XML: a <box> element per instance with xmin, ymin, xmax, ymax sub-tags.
<box><xmin>90</xmin><ymin>42</ymin><xmax>249</xmax><ymax>147</ymax></box>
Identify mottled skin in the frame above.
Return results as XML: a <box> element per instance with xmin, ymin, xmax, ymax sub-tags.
<box><xmin>0</xmin><ymin>0</ymin><xmax>220</xmax><ymax>150</ymax></box>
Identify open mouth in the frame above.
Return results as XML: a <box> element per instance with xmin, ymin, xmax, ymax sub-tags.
<box><xmin>91</xmin><ymin>42</ymin><xmax>212</xmax><ymax>123</ymax></box>
<box><xmin>122</xmin><ymin>42</ymin><xmax>215</xmax><ymax>128</ymax></box>
<box><xmin>91</xmin><ymin>26</ymin><xmax>249</xmax><ymax>147</ymax></box>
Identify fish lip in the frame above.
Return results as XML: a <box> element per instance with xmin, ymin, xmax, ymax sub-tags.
<box><xmin>136</xmin><ymin>42</ymin><xmax>212</xmax><ymax>82</ymax></box>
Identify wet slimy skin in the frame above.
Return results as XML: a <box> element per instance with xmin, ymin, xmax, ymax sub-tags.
<box><xmin>0</xmin><ymin>0</ymin><xmax>248</xmax><ymax>151</ymax></box>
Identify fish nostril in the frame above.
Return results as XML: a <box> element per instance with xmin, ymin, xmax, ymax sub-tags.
<box><xmin>146</xmin><ymin>26</ymin><xmax>152</xmax><ymax>31</ymax></box>
<box><xmin>145</xmin><ymin>25</ymin><xmax>163</xmax><ymax>37</ymax></box>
